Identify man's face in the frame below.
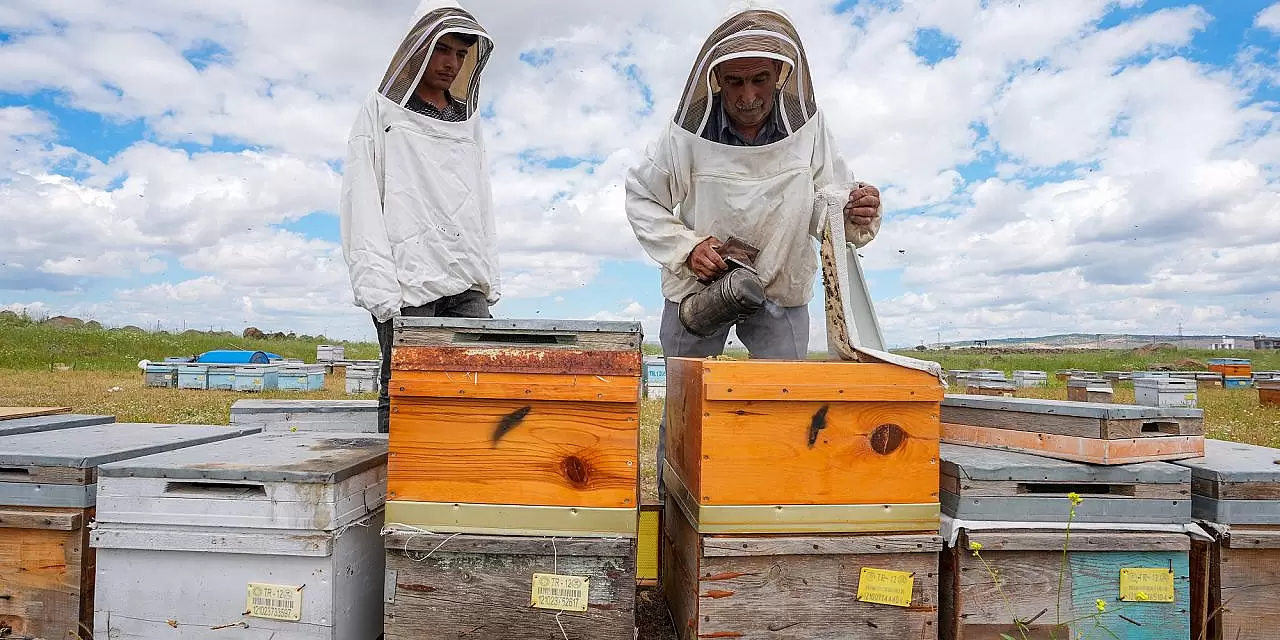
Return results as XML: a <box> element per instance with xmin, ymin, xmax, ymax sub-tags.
<box><xmin>421</xmin><ymin>33</ymin><xmax>471</xmax><ymax>93</ymax></box>
<box><xmin>715</xmin><ymin>57</ymin><xmax>781</xmax><ymax>130</ymax></box>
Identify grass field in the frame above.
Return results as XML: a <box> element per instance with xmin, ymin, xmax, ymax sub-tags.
<box><xmin>3</xmin><ymin>322</ymin><xmax>1280</xmax><ymax>502</ymax></box>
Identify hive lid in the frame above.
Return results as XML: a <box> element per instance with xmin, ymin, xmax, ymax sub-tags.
<box><xmin>942</xmin><ymin>395</ymin><xmax>1202</xmax><ymax>419</ymax></box>
<box><xmin>0</xmin><ymin>414</ymin><xmax>115</xmax><ymax>438</ymax></box>
<box><xmin>0</xmin><ymin>423</ymin><xmax>261</xmax><ymax>469</ymax></box>
<box><xmin>98</xmin><ymin>432</ymin><xmax>388</xmax><ymax>483</ymax></box>
<box><xmin>230</xmin><ymin>399</ymin><xmax>377</xmax><ymax>416</ymax></box>
<box><xmin>1172</xmin><ymin>439</ymin><xmax>1280</xmax><ymax>484</ymax></box>
<box><xmin>941</xmin><ymin>443</ymin><xmax>1189</xmax><ymax>484</ymax></box>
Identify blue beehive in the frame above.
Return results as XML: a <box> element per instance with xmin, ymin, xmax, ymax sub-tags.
<box><xmin>234</xmin><ymin>365</ymin><xmax>279</xmax><ymax>392</ymax></box>
<box><xmin>197</xmin><ymin>350</ymin><xmax>271</xmax><ymax>365</ymax></box>
<box><xmin>144</xmin><ymin>363</ymin><xmax>178</xmax><ymax>388</ymax></box>
<box><xmin>1224</xmin><ymin>376</ymin><xmax>1254</xmax><ymax>389</ymax></box>
<box><xmin>207</xmin><ymin>365</ymin><xmax>238</xmax><ymax>391</ymax></box>
<box><xmin>277</xmin><ymin>365</ymin><xmax>325</xmax><ymax>392</ymax></box>
<box><xmin>176</xmin><ymin>364</ymin><xmax>209</xmax><ymax>390</ymax></box>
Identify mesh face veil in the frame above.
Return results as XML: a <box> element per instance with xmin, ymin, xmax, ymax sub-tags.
<box><xmin>673</xmin><ymin>8</ymin><xmax>818</xmax><ymax>136</ymax></box>
<box><xmin>377</xmin><ymin>1</ymin><xmax>494</xmax><ymax>117</ymax></box>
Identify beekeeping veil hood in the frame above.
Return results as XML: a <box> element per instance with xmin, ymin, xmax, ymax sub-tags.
<box><xmin>674</xmin><ymin>6</ymin><xmax>818</xmax><ymax>136</ymax></box>
<box><xmin>377</xmin><ymin>0</ymin><xmax>493</xmax><ymax>117</ymax></box>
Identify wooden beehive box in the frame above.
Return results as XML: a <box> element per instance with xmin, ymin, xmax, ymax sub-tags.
<box><xmin>0</xmin><ymin>414</ymin><xmax>114</xmax><ymax>438</ymax></box>
<box><xmin>1067</xmin><ymin>377</ymin><xmax>1114</xmax><ymax>403</ymax></box>
<box><xmin>388</xmin><ymin>318</ymin><xmax>642</xmax><ymax>537</ymax></box>
<box><xmin>663</xmin><ymin>495</ymin><xmax>942</xmax><ymax>639</ymax></box>
<box><xmin>230</xmin><ymin>399</ymin><xmax>379</xmax><ymax>433</ymax></box>
<box><xmin>942</xmin><ymin>528</ymin><xmax>1192</xmax><ymax>640</ymax></box>
<box><xmin>941</xmin><ymin>443</ymin><xmax>1191</xmax><ymax>524</ymax></box>
<box><xmin>0</xmin><ymin>423</ymin><xmax>260</xmax><ymax>640</ymax></box>
<box><xmin>92</xmin><ymin>432</ymin><xmax>387</xmax><ymax>640</ymax></box>
<box><xmin>1174</xmin><ymin>439</ymin><xmax>1280</xmax><ymax>639</ymax></box>
<box><xmin>941</xmin><ymin>395</ymin><xmax>1204</xmax><ymax>465</ymax></box>
<box><xmin>383</xmin><ymin>526</ymin><xmax>636</xmax><ymax>640</ymax></box>
<box><xmin>966</xmin><ymin>380</ymin><xmax>1016</xmax><ymax>396</ymax></box>
<box><xmin>664</xmin><ymin>357</ymin><xmax>943</xmax><ymax>534</ymax></box>
<box><xmin>1258</xmin><ymin>379</ymin><xmax>1280</xmax><ymax>407</ymax></box>
<box><xmin>0</xmin><ymin>407</ymin><xmax>70</xmax><ymax>420</ymax></box>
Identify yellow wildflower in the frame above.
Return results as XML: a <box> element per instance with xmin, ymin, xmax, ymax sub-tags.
<box><xmin>1067</xmin><ymin>492</ymin><xmax>1084</xmax><ymax>507</ymax></box>
<box><xmin>968</xmin><ymin>541</ymin><xmax>983</xmax><ymax>556</ymax></box>
<box><xmin>1136</xmin><ymin>591</ymin><xmax>1150</xmax><ymax>601</ymax></box>
<box><xmin>1096</xmin><ymin>599</ymin><xmax>1106</xmax><ymax>613</ymax></box>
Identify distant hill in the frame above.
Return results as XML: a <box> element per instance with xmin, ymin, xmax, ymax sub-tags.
<box><xmin>930</xmin><ymin>333</ymin><xmax>1269</xmax><ymax>351</ymax></box>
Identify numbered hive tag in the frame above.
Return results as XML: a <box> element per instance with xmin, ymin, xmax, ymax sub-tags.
<box><xmin>1119</xmin><ymin>568</ymin><xmax>1175</xmax><ymax>603</ymax></box>
<box><xmin>856</xmin><ymin>567</ymin><xmax>914</xmax><ymax>607</ymax></box>
<box><xmin>246</xmin><ymin>583</ymin><xmax>303</xmax><ymax>621</ymax></box>
<box><xmin>531</xmin><ymin>573</ymin><xmax>589</xmax><ymax>612</ymax></box>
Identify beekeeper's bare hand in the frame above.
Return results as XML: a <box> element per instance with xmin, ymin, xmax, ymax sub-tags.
<box><xmin>845</xmin><ymin>183</ymin><xmax>881</xmax><ymax>227</ymax></box>
<box><xmin>687</xmin><ymin>237</ymin><xmax>728</xmax><ymax>280</ymax></box>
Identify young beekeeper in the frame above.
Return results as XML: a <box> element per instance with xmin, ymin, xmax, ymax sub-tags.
<box><xmin>624</xmin><ymin>6</ymin><xmax>884</xmax><ymax>495</ymax></box>
<box><xmin>340</xmin><ymin>0</ymin><xmax>499</xmax><ymax>433</ymax></box>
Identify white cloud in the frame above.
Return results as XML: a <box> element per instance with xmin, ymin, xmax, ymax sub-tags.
<box><xmin>0</xmin><ymin>0</ymin><xmax>1276</xmax><ymax>347</ymax></box>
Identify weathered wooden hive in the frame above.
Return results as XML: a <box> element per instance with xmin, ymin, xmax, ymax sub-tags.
<box><xmin>1257</xmin><ymin>379</ymin><xmax>1280</xmax><ymax>406</ymax></box>
<box><xmin>383</xmin><ymin>318</ymin><xmax>642</xmax><ymax>640</ymax></box>
<box><xmin>1067</xmin><ymin>376</ymin><xmax>1114</xmax><ymax>403</ymax></box>
<box><xmin>91</xmin><ymin>432</ymin><xmax>388</xmax><ymax>640</ymax></box>
<box><xmin>230</xmin><ymin>399</ymin><xmax>378</xmax><ymax>433</ymax></box>
<box><xmin>662</xmin><ymin>356</ymin><xmax>945</xmax><ymax>640</ymax></box>
<box><xmin>941</xmin><ymin>395</ymin><xmax>1205</xmax><ymax>465</ymax></box>
<box><xmin>941</xmin><ymin>443</ymin><xmax>1196</xmax><ymax>640</ymax></box>
<box><xmin>1174</xmin><ymin>439</ymin><xmax>1280</xmax><ymax>640</ymax></box>
<box><xmin>0</xmin><ymin>423</ymin><xmax>259</xmax><ymax>640</ymax></box>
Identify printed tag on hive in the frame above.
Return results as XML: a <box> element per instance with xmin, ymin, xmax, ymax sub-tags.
<box><xmin>856</xmin><ymin>567</ymin><xmax>914</xmax><ymax>607</ymax></box>
<box><xmin>1119</xmin><ymin>568</ymin><xmax>1175</xmax><ymax>603</ymax></box>
<box><xmin>246</xmin><ymin>583</ymin><xmax>303</xmax><ymax>621</ymax></box>
<box><xmin>531</xmin><ymin>573</ymin><xmax>589</xmax><ymax>612</ymax></box>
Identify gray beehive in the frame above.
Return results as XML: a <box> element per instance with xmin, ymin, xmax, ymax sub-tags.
<box><xmin>941</xmin><ymin>443</ymin><xmax>1191</xmax><ymax>523</ymax></box>
<box><xmin>92</xmin><ymin>432</ymin><xmax>388</xmax><ymax>640</ymax></box>
<box><xmin>1173</xmin><ymin>439</ymin><xmax>1280</xmax><ymax>524</ymax></box>
<box><xmin>230</xmin><ymin>399</ymin><xmax>379</xmax><ymax>433</ymax></box>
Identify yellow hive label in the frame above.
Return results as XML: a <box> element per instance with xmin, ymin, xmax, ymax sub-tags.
<box><xmin>1119</xmin><ymin>568</ymin><xmax>1175</xmax><ymax>603</ymax></box>
<box><xmin>245</xmin><ymin>583</ymin><xmax>302</xmax><ymax>621</ymax></box>
<box><xmin>531</xmin><ymin>573</ymin><xmax>589</xmax><ymax>612</ymax></box>
<box><xmin>856</xmin><ymin>567</ymin><xmax>914</xmax><ymax>607</ymax></box>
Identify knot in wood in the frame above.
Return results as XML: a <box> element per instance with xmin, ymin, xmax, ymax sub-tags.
<box><xmin>870</xmin><ymin>424</ymin><xmax>907</xmax><ymax>455</ymax></box>
<box><xmin>561</xmin><ymin>455</ymin><xmax>591</xmax><ymax>487</ymax></box>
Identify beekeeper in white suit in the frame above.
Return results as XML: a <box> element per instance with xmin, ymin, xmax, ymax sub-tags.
<box><xmin>624</xmin><ymin>6</ymin><xmax>883</xmax><ymax>494</ymax></box>
<box><xmin>340</xmin><ymin>0</ymin><xmax>499</xmax><ymax>433</ymax></box>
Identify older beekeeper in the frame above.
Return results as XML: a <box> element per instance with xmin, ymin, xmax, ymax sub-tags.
<box><xmin>340</xmin><ymin>0</ymin><xmax>499</xmax><ymax>433</ymax></box>
<box><xmin>624</xmin><ymin>6</ymin><xmax>884</xmax><ymax>494</ymax></box>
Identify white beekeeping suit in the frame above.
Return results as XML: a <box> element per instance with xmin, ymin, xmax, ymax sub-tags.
<box><xmin>624</xmin><ymin>6</ymin><xmax>888</xmax><ymax>352</ymax></box>
<box><xmin>340</xmin><ymin>0</ymin><xmax>499</xmax><ymax>324</ymax></box>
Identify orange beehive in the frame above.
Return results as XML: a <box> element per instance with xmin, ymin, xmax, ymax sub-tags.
<box><xmin>1260</xmin><ymin>379</ymin><xmax>1280</xmax><ymax>407</ymax></box>
<box><xmin>386</xmin><ymin>319</ymin><xmax>642</xmax><ymax>535</ymax></box>
<box><xmin>1209</xmin><ymin>359</ymin><xmax>1252</xmax><ymax>378</ymax></box>
<box><xmin>664</xmin><ymin>357</ymin><xmax>943</xmax><ymax>530</ymax></box>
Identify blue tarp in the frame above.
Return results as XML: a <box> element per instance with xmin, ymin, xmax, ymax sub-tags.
<box><xmin>196</xmin><ymin>350</ymin><xmax>271</xmax><ymax>364</ymax></box>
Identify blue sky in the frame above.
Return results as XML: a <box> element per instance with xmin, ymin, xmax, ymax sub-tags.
<box><xmin>0</xmin><ymin>0</ymin><xmax>1277</xmax><ymax>349</ymax></box>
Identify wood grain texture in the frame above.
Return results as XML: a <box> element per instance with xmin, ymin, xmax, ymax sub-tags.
<box><xmin>947</xmin><ymin>539</ymin><xmax>1191</xmax><ymax>639</ymax></box>
<box><xmin>383</xmin><ymin>534</ymin><xmax>636</xmax><ymax>640</ymax></box>
<box><xmin>0</xmin><ymin>507</ymin><xmax>93</xmax><ymax>640</ymax></box>
<box><xmin>388</xmin><ymin>397</ymin><xmax>639</xmax><ymax>508</ymax></box>
<box><xmin>1193</xmin><ymin>477</ymin><xmax>1280</xmax><ymax>500</ymax></box>
<box><xmin>0</xmin><ymin>465</ymin><xmax>94</xmax><ymax>485</ymax></box>
<box><xmin>663</xmin><ymin>495</ymin><xmax>939</xmax><ymax>640</ymax></box>
<box><xmin>940</xmin><ymin>406</ymin><xmax>1202</xmax><ymax>439</ymax></box>
<box><xmin>393</xmin><ymin>323</ymin><xmax>642</xmax><ymax>351</ymax></box>
<box><xmin>703</xmin><ymin>533</ymin><xmax>943</xmax><ymax>557</ymax></box>
<box><xmin>0</xmin><ymin>407</ymin><xmax>71</xmax><ymax>420</ymax></box>
<box><xmin>699</xmin><ymin>400</ymin><xmax>939</xmax><ymax>505</ymax></box>
<box><xmin>0</xmin><ymin>507</ymin><xmax>82</xmax><ymax>530</ymax></box>
<box><xmin>1259</xmin><ymin>385</ymin><xmax>1280</xmax><ymax>408</ymax></box>
<box><xmin>389</xmin><ymin>370</ymin><xmax>639</xmax><ymax>403</ymax></box>
<box><xmin>943</xmin><ymin>474</ymin><xmax>1191</xmax><ymax>500</ymax></box>
<box><xmin>963</xmin><ymin>531</ymin><xmax>1190</xmax><ymax>553</ymax></box>
<box><xmin>665</xmin><ymin>358</ymin><xmax>705</xmax><ymax>504</ymax></box>
<box><xmin>392</xmin><ymin>345</ymin><xmax>642</xmax><ymax>376</ymax></box>
<box><xmin>1191</xmin><ymin>538</ymin><xmax>1215</xmax><ymax>640</ymax></box>
<box><xmin>942</xmin><ymin>423</ymin><xmax>1205</xmax><ymax>465</ymax></box>
<box><xmin>1216</xmin><ymin>541</ymin><xmax>1280</xmax><ymax>639</ymax></box>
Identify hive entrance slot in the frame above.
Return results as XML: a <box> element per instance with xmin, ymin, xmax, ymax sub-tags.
<box><xmin>163</xmin><ymin>481</ymin><xmax>267</xmax><ymax>497</ymax></box>
<box><xmin>453</xmin><ymin>332</ymin><xmax>576</xmax><ymax>346</ymax></box>
<box><xmin>0</xmin><ymin>467</ymin><xmax>30</xmax><ymax>480</ymax></box>
<box><xmin>1141</xmin><ymin>421</ymin><xmax>1179</xmax><ymax>435</ymax></box>
<box><xmin>1017</xmin><ymin>483</ymin><xmax>1136</xmax><ymax>497</ymax></box>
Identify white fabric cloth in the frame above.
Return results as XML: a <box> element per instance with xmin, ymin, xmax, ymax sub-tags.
<box><xmin>940</xmin><ymin>515</ymin><xmax>1215</xmax><ymax>547</ymax></box>
<box><xmin>340</xmin><ymin>0</ymin><xmax>499</xmax><ymax>323</ymax></box>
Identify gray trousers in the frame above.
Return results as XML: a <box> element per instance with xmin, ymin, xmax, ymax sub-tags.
<box><xmin>656</xmin><ymin>299</ymin><xmax>809</xmax><ymax>497</ymax></box>
<box><xmin>374</xmin><ymin>290</ymin><xmax>491</xmax><ymax>434</ymax></box>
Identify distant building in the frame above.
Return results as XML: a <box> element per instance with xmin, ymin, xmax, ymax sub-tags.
<box><xmin>1256</xmin><ymin>335</ymin><xmax>1280</xmax><ymax>350</ymax></box>
<box><xmin>1211</xmin><ymin>336</ymin><xmax>1236</xmax><ymax>351</ymax></box>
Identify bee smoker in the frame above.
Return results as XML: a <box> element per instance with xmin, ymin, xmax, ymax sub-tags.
<box><xmin>677</xmin><ymin>237</ymin><xmax>766</xmax><ymax>338</ymax></box>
